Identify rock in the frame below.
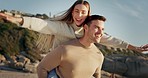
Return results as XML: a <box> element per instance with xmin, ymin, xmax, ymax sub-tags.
<box><xmin>0</xmin><ymin>54</ymin><xmax>6</xmax><ymax>63</ymax></box>
<box><xmin>16</xmin><ymin>55</ymin><xmax>30</xmax><ymax>64</ymax></box>
<box><xmin>101</xmin><ymin>70</ymin><xmax>127</xmax><ymax>78</ymax></box>
<box><xmin>102</xmin><ymin>55</ymin><xmax>148</xmax><ymax>78</ymax></box>
<box><xmin>24</xmin><ymin>61</ymin><xmax>39</xmax><ymax>73</ymax></box>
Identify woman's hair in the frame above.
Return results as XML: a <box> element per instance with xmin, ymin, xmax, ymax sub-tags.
<box><xmin>52</xmin><ymin>0</ymin><xmax>90</xmax><ymax>24</ymax></box>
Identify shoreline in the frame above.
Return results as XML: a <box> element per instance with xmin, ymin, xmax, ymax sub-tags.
<box><xmin>0</xmin><ymin>70</ymin><xmax>38</xmax><ymax>78</ymax></box>
<box><xmin>0</xmin><ymin>64</ymin><xmax>38</xmax><ymax>78</ymax></box>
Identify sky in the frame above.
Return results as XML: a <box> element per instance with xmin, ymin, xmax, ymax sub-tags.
<box><xmin>0</xmin><ymin>0</ymin><xmax>148</xmax><ymax>47</ymax></box>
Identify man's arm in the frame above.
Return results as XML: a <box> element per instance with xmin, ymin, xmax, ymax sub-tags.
<box><xmin>93</xmin><ymin>68</ymin><xmax>101</xmax><ymax>78</ymax></box>
<box><xmin>37</xmin><ymin>46</ymin><xmax>63</xmax><ymax>78</ymax></box>
<box><xmin>93</xmin><ymin>55</ymin><xmax>104</xmax><ymax>78</ymax></box>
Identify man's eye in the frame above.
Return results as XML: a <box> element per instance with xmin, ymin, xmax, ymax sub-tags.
<box><xmin>95</xmin><ymin>26</ymin><xmax>98</xmax><ymax>29</ymax></box>
<box><xmin>82</xmin><ymin>11</ymin><xmax>87</xmax><ymax>14</ymax></box>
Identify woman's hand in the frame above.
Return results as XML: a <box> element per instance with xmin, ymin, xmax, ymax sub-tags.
<box><xmin>134</xmin><ymin>44</ymin><xmax>148</xmax><ymax>52</ymax></box>
<box><xmin>0</xmin><ymin>13</ymin><xmax>23</xmax><ymax>25</ymax></box>
<box><xmin>128</xmin><ymin>44</ymin><xmax>148</xmax><ymax>52</ymax></box>
<box><xmin>0</xmin><ymin>13</ymin><xmax>7</xmax><ymax>20</ymax></box>
<box><xmin>140</xmin><ymin>44</ymin><xmax>148</xmax><ymax>51</ymax></box>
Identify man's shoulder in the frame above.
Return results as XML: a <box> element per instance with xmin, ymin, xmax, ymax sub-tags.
<box><xmin>60</xmin><ymin>39</ymin><xmax>81</xmax><ymax>51</ymax></box>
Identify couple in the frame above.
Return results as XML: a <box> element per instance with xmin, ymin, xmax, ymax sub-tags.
<box><xmin>37</xmin><ymin>15</ymin><xmax>106</xmax><ymax>78</ymax></box>
<box><xmin>0</xmin><ymin>0</ymin><xmax>148</xmax><ymax>78</ymax></box>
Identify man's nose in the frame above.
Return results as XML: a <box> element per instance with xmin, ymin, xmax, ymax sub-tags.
<box><xmin>97</xmin><ymin>29</ymin><xmax>103</xmax><ymax>36</ymax></box>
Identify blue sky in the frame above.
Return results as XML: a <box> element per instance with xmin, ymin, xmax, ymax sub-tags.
<box><xmin>0</xmin><ymin>0</ymin><xmax>148</xmax><ymax>46</ymax></box>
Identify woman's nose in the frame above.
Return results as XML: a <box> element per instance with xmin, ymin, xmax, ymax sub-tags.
<box><xmin>78</xmin><ymin>12</ymin><xmax>82</xmax><ymax>17</ymax></box>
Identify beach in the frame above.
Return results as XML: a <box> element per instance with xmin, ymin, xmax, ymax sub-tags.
<box><xmin>0</xmin><ymin>64</ymin><xmax>38</xmax><ymax>78</ymax></box>
<box><xmin>0</xmin><ymin>70</ymin><xmax>37</xmax><ymax>78</ymax></box>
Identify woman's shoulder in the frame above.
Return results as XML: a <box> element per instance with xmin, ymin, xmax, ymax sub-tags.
<box><xmin>45</xmin><ymin>19</ymin><xmax>69</xmax><ymax>27</ymax></box>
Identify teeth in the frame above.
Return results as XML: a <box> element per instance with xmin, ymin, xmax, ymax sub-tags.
<box><xmin>76</xmin><ymin>19</ymin><xmax>81</xmax><ymax>21</ymax></box>
<box><xmin>96</xmin><ymin>35</ymin><xmax>101</xmax><ymax>38</ymax></box>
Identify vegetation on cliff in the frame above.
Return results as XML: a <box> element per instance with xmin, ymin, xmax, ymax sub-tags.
<box><xmin>0</xmin><ymin>20</ymin><xmax>42</xmax><ymax>62</ymax></box>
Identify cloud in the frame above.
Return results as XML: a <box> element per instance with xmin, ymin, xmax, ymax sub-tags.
<box><xmin>113</xmin><ymin>0</ymin><xmax>142</xmax><ymax>19</ymax></box>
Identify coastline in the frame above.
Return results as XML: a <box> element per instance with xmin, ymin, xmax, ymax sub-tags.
<box><xmin>0</xmin><ymin>64</ymin><xmax>38</xmax><ymax>78</ymax></box>
<box><xmin>0</xmin><ymin>70</ymin><xmax>38</xmax><ymax>78</ymax></box>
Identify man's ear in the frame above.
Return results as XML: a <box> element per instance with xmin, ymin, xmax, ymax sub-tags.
<box><xmin>83</xmin><ymin>24</ymin><xmax>88</xmax><ymax>31</ymax></box>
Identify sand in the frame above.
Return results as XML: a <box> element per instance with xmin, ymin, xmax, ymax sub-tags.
<box><xmin>0</xmin><ymin>70</ymin><xmax>38</xmax><ymax>78</ymax></box>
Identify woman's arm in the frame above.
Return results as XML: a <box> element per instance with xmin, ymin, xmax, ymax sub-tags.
<box><xmin>100</xmin><ymin>33</ymin><xmax>128</xmax><ymax>49</ymax></box>
<box><xmin>100</xmin><ymin>33</ymin><xmax>148</xmax><ymax>52</ymax></box>
<box><xmin>128</xmin><ymin>44</ymin><xmax>148</xmax><ymax>52</ymax></box>
<box><xmin>0</xmin><ymin>13</ymin><xmax>57</xmax><ymax>34</ymax></box>
<box><xmin>0</xmin><ymin>13</ymin><xmax>23</xmax><ymax>25</ymax></box>
<box><xmin>21</xmin><ymin>17</ymin><xmax>49</xmax><ymax>33</ymax></box>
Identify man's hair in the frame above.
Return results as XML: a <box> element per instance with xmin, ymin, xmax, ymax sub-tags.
<box><xmin>84</xmin><ymin>15</ymin><xmax>106</xmax><ymax>26</ymax></box>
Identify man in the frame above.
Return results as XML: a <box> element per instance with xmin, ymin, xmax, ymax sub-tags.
<box><xmin>37</xmin><ymin>15</ymin><xmax>106</xmax><ymax>78</ymax></box>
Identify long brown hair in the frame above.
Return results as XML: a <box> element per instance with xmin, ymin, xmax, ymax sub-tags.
<box><xmin>53</xmin><ymin>0</ymin><xmax>91</xmax><ymax>24</ymax></box>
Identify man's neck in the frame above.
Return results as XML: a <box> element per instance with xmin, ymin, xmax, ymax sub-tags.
<box><xmin>78</xmin><ymin>38</ymin><xmax>93</xmax><ymax>48</ymax></box>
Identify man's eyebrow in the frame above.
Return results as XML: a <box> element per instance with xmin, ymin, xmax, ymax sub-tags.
<box><xmin>95</xmin><ymin>25</ymin><xmax>105</xmax><ymax>30</ymax></box>
<box><xmin>95</xmin><ymin>25</ymin><xmax>100</xmax><ymax>27</ymax></box>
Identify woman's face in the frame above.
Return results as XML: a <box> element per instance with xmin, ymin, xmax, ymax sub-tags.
<box><xmin>72</xmin><ymin>4</ymin><xmax>89</xmax><ymax>26</ymax></box>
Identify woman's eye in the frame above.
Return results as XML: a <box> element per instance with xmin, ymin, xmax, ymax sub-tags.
<box><xmin>75</xmin><ymin>10</ymin><xmax>79</xmax><ymax>13</ymax></box>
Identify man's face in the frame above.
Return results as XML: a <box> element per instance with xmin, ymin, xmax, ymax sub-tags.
<box><xmin>86</xmin><ymin>20</ymin><xmax>104</xmax><ymax>43</ymax></box>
